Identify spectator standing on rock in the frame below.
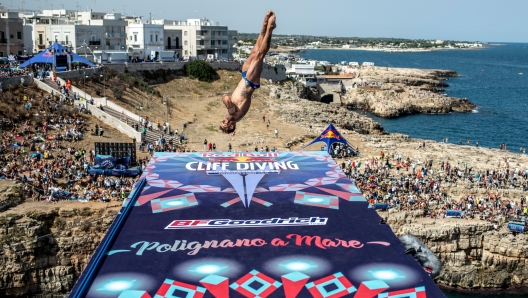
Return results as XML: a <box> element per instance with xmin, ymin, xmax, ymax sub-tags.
<box><xmin>99</xmin><ymin>126</ymin><xmax>104</xmax><ymax>137</ymax></box>
<box><xmin>274</xmin><ymin>128</ymin><xmax>278</xmax><ymax>138</ymax></box>
<box><xmin>203</xmin><ymin>139</ymin><xmax>208</xmax><ymax>150</ymax></box>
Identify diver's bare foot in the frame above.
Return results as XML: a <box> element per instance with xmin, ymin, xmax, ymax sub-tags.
<box><xmin>268</xmin><ymin>13</ymin><xmax>276</xmax><ymax>30</ymax></box>
<box><xmin>262</xmin><ymin>11</ymin><xmax>273</xmax><ymax>34</ymax></box>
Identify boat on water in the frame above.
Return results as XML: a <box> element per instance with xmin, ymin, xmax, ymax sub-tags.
<box><xmin>520</xmin><ymin>72</ymin><xmax>524</xmax><ymax>75</ymax></box>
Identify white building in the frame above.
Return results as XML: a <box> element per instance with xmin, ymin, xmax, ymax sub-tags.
<box><xmin>286</xmin><ymin>64</ymin><xmax>317</xmax><ymax>87</ymax></box>
<box><xmin>21</xmin><ymin>9</ymin><xmax>128</xmax><ymax>57</ymax></box>
<box><xmin>125</xmin><ymin>17</ymin><xmax>164</xmax><ymax>60</ymax></box>
<box><xmin>157</xmin><ymin>17</ymin><xmax>236</xmax><ymax>59</ymax></box>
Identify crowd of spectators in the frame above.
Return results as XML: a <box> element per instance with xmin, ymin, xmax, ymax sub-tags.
<box><xmin>338</xmin><ymin>152</ymin><xmax>528</xmax><ymax>227</ymax></box>
<box><xmin>0</xmin><ymin>86</ymin><xmax>144</xmax><ymax>203</ymax></box>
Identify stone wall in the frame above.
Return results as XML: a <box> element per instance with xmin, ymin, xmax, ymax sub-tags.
<box><xmin>55</xmin><ymin>62</ymin><xmax>287</xmax><ymax>82</ymax></box>
<box><xmin>0</xmin><ymin>76</ymin><xmax>34</xmax><ymax>90</ymax></box>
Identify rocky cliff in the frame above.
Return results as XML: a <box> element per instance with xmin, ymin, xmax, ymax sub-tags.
<box><xmin>0</xmin><ymin>206</ymin><xmax>118</xmax><ymax>297</ymax></box>
<box><xmin>1</xmin><ymin>205</ymin><xmax>527</xmax><ymax>296</ymax></box>
<box><xmin>340</xmin><ymin>67</ymin><xmax>476</xmax><ymax>118</ymax></box>
<box><xmin>386</xmin><ymin>210</ymin><xmax>528</xmax><ymax>292</ymax></box>
<box><xmin>267</xmin><ymin>81</ymin><xmax>386</xmax><ymax>136</ymax></box>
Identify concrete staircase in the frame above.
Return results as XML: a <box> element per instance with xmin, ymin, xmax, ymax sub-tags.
<box><xmin>41</xmin><ymin>76</ymin><xmax>167</xmax><ymax>143</ymax></box>
<box><xmin>34</xmin><ymin>75</ymin><xmax>142</xmax><ymax>142</ymax></box>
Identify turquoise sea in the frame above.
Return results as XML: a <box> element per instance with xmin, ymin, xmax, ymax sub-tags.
<box><xmin>298</xmin><ymin>44</ymin><xmax>528</xmax><ymax>151</ymax></box>
<box><xmin>299</xmin><ymin>45</ymin><xmax>528</xmax><ymax>297</ymax></box>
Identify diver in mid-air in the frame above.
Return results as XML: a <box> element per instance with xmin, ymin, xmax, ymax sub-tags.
<box><xmin>220</xmin><ymin>11</ymin><xmax>276</xmax><ymax>134</ymax></box>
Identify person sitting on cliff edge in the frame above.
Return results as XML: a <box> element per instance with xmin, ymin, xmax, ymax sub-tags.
<box><xmin>220</xmin><ymin>11</ymin><xmax>276</xmax><ymax>134</ymax></box>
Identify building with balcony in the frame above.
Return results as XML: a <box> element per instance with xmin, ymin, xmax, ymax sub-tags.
<box><xmin>156</xmin><ymin>17</ymin><xmax>236</xmax><ymax>59</ymax></box>
<box><xmin>0</xmin><ymin>9</ymin><xmax>24</xmax><ymax>57</ymax></box>
<box><xmin>21</xmin><ymin>9</ymin><xmax>127</xmax><ymax>58</ymax></box>
<box><xmin>124</xmin><ymin>17</ymin><xmax>164</xmax><ymax>60</ymax></box>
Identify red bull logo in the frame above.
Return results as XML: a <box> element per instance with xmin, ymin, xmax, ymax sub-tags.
<box><xmin>320</xmin><ymin>130</ymin><xmax>340</xmax><ymax>140</ymax></box>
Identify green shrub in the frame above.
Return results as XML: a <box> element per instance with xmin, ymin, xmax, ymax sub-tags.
<box><xmin>184</xmin><ymin>60</ymin><xmax>219</xmax><ymax>82</ymax></box>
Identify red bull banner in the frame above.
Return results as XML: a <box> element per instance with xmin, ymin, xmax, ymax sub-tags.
<box><xmin>70</xmin><ymin>151</ymin><xmax>444</xmax><ymax>298</ymax></box>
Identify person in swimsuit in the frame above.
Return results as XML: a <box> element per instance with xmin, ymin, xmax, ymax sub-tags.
<box><xmin>220</xmin><ymin>11</ymin><xmax>276</xmax><ymax>133</ymax></box>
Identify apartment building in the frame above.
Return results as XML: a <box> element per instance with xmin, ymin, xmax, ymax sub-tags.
<box><xmin>0</xmin><ymin>10</ymin><xmax>24</xmax><ymax>57</ymax></box>
<box><xmin>21</xmin><ymin>9</ymin><xmax>127</xmax><ymax>57</ymax></box>
<box><xmin>125</xmin><ymin>17</ymin><xmax>165</xmax><ymax>60</ymax></box>
<box><xmin>159</xmin><ymin>17</ymin><xmax>236</xmax><ymax>59</ymax></box>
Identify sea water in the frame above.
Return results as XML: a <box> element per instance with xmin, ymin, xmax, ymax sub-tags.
<box><xmin>299</xmin><ymin>45</ymin><xmax>528</xmax><ymax>297</ymax></box>
<box><xmin>298</xmin><ymin>44</ymin><xmax>528</xmax><ymax>151</ymax></box>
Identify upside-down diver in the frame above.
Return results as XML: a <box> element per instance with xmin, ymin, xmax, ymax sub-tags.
<box><xmin>220</xmin><ymin>11</ymin><xmax>276</xmax><ymax>134</ymax></box>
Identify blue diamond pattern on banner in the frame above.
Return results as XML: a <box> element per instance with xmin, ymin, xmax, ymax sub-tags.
<box><xmin>230</xmin><ymin>269</ymin><xmax>282</xmax><ymax>297</ymax></box>
<box><xmin>151</xmin><ymin>193</ymin><xmax>198</xmax><ymax>213</ymax></box>
<box><xmin>294</xmin><ymin>191</ymin><xmax>339</xmax><ymax>209</ymax></box>
<box><xmin>154</xmin><ymin>278</ymin><xmax>206</xmax><ymax>298</ymax></box>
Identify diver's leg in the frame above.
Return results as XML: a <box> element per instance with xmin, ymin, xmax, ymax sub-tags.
<box><xmin>244</xmin><ymin>13</ymin><xmax>276</xmax><ymax>83</ymax></box>
<box><xmin>242</xmin><ymin>11</ymin><xmax>272</xmax><ymax>72</ymax></box>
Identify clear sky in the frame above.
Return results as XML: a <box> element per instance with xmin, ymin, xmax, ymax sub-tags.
<box><xmin>12</xmin><ymin>0</ymin><xmax>528</xmax><ymax>42</ymax></box>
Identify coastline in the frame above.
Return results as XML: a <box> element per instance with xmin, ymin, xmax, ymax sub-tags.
<box><xmin>297</xmin><ymin>46</ymin><xmax>486</xmax><ymax>52</ymax></box>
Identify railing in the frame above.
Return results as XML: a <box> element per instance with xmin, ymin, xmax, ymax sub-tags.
<box><xmin>195</xmin><ymin>35</ymin><xmax>204</xmax><ymax>40</ymax></box>
<box><xmin>165</xmin><ymin>46</ymin><xmax>182</xmax><ymax>50</ymax></box>
<box><xmin>55</xmin><ymin>41</ymin><xmax>72</xmax><ymax>46</ymax></box>
<box><xmin>105</xmin><ymin>32</ymin><xmax>127</xmax><ymax>38</ymax></box>
<box><xmin>89</xmin><ymin>40</ymin><xmax>101</xmax><ymax>45</ymax></box>
<box><xmin>107</xmin><ymin>45</ymin><xmax>126</xmax><ymax>50</ymax></box>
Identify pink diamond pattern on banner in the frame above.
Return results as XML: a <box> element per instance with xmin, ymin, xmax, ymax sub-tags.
<box><xmin>144</xmin><ymin>172</ymin><xmax>159</xmax><ymax>181</ymax></box>
<box><xmin>222</xmin><ymin>187</ymin><xmax>237</xmax><ymax>193</ymax></box>
<box><xmin>137</xmin><ymin>189</ymin><xmax>173</xmax><ymax>206</ymax></box>
<box><xmin>355</xmin><ymin>280</ymin><xmax>389</xmax><ymax>297</ymax></box>
<box><xmin>325</xmin><ymin>170</ymin><xmax>347</xmax><ymax>178</ymax></box>
<box><xmin>336</xmin><ymin>183</ymin><xmax>363</xmax><ymax>194</ymax></box>
<box><xmin>254</xmin><ymin>187</ymin><xmax>269</xmax><ymax>193</ymax></box>
<box><xmin>145</xmin><ymin>164</ymin><xmax>156</xmax><ymax>171</ymax></box>
<box><xmin>118</xmin><ymin>290</ymin><xmax>152</xmax><ymax>298</ymax></box>
<box><xmin>251</xmin><ymin>197</ymin><xmax>273</xmax><ymax>207</ymax></box>
<box><xmin>315</xmin><ymin>156</ymin><xmax>333</xmax><ymax>162</ymax></box>
<box><xmin>154</xmin><ymin>278</ymin><xmax>205</xmax><ymax>298</ymax></box>
<box><xmin>305</xmin><ymin>177</ymin><xmax>339</xmax><ymax>186</ymax></box>
<box><xmin>305</xmin><ymin>272</ymin><xmax>356</xmax><ymax>298</ymax></box>
<box><xmin>327</xmin><ymin>163</ymin><xmax>340</xmax><ymax>169</ymax></box>
<box><xmin>269</xmin><ymin>184</ymin><xmax>310</xmax><ymax>192</ymax></box>
<box><xmin>221</xmin><ymin>197</ymin><xmax>242</xmax><ymax>208</ymax></box>
<box><xmin>179</xmin><ymin>185</ymin><xmax>221</xmax><ymax>192</ymax></box>
<box><xmin>147</xmin><ymin>179</ymin><xmax>183</xmax><ymax>189</ymax></box>
<box><xmin>316</xmin><ymin>187</ymin><xmax>367</xmax><ymax>202</ymax></box>
<box><xmin>151</xmin><ymin>156</ymin><xmax>169</xmax><ymax>163</ymax></box>
<box><xmin>230</xmin><ymin>270</ymin><xmax>282</xmax><ymax>298</ymax></box>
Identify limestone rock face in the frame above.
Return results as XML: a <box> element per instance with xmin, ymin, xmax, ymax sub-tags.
<box><xmin>0</xmin><ymin>185</ymin><xmax>23</xmax><ymax>212</ymax></box>
<box><xmin>386</xmin><ymin>211</ymin><xmax>528</xmax><ymax>289</ymax></box>
<box><xmin>2</xmin><ymin>206</ymin><xmax>528</xmax><ymax>297</ymax></box>
<box><xmin>0</xmin><ymin>208</ymin><xmax>115</xmax><ymax>297</ymax></box>
<box><xmin>339</xmin><ymin>67</ymin><xmax>476</xmax><ymax>118</ymax></box>
<box><xmin>267</xmin><ymin>81</ymin><xmax>386</xmax><ymax>137</ymax></box>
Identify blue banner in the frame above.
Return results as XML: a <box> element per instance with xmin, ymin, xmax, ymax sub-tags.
<box><xmin>70</xmin><ymin>151</ymin><xmax>444</xmax><ymax>298</ymax></box>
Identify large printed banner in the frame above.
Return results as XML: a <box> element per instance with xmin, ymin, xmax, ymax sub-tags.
<box><xmin>73</xmin><ymin>152</ymin><xmax>444</xmax><ymax>298</ymax></box>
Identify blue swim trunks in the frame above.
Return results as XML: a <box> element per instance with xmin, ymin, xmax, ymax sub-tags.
<box><xmin>242</xmin><ymin>71</ymin><xmax>260</xmax><ymax>89</ymax></box>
